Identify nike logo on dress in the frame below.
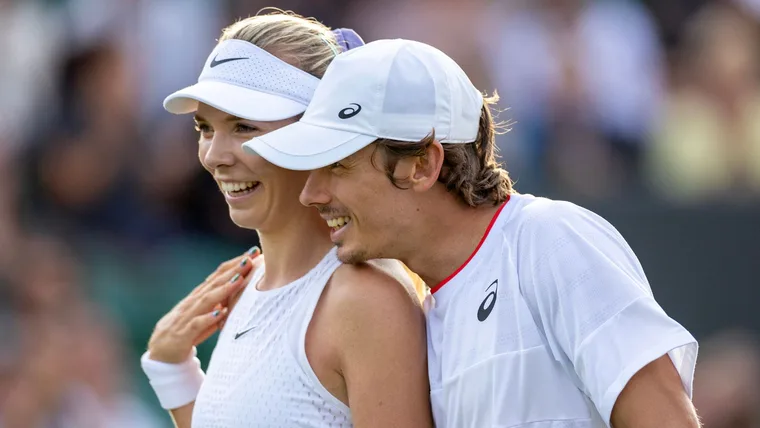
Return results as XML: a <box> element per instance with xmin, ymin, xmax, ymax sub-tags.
<box><xmin>210</xmin><ymin>55</ymin><xmax>248</xmax><ymax>68</ymax></box>
<box><xmin>234</xmin><ymin>326</ymin><xmax>256</xmax><ymax>340</ymax></box>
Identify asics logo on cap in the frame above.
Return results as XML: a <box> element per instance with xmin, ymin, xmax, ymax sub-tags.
<box><xmin>210</xmin><ymin>54</ymin><xmax>249</xmax><ymax>68</ymax></box>
<box><xmin>338</xmin><ymin>103</ymin><xmax>362</xmax><ymax>119</ymax></box>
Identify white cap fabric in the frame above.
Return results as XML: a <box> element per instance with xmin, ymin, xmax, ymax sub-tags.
<box><xmin>163</xmin><ymin>39</ymin><xmax>320</xmax><ymax>121</ymax></box>
<box><xmin>243</xmin><ymin>39</ymin><xmax>484</xmax><ymax>170</ymax></box>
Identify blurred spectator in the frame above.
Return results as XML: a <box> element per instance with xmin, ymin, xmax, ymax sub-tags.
<box><xmin>0</xmin><ymin>235</ymin><xmax>163</xmax><ymax>428</ymax></box>
<box><xmin>0</xmin><ymin>148</ymin><xmax>21</xmax><ymax>273</ymax></box>
<box><xmin>19</xmin><ymin>42</ymin><xmax>178</xmax><ymax>246</ymax></box>
<box><xmin>130</xmin><ymin>0</ymin><xmax>225</xmax><ymax>122</ymax></box>
<box><xmin>644</xmin><ymin>2</ymin><xmax>760</xmax><ymax>204</ymax></box>
<box><xmin>346</xmin><ymin>0</ymin><xmax>493</xmax><ymax>91</ymax></box>
<box><xmin>0</xmin><ymin>0</ymin><xmax>64</xmax><ymax>152</ymax></box>
<box><xmin>484</xmin><ymin>0</ymin><xmax>664</xmax><ymax>198</ymax></box>
<box><xmin>642</xmin><ymin>0</ymin><xmax>710</xmax><ymax>53</ymax></box>
<box><xmin>693</xmin><ymin>330</ymin><xmax>760</xmax><ymax>428</ymax></box>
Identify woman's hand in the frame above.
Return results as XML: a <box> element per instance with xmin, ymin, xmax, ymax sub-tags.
<box><xmin>147</xmin><ymin>247</ymin><xmax>260</xmax><ymax>363</ymax></box>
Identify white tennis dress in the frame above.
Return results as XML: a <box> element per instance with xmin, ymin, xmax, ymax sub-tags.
<box><xmin>192</xmin><ymin>247</ymin><xmax>352</xmax><ymax>428</ymax></box>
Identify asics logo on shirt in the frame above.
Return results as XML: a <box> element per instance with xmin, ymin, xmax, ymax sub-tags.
<box><xmin>477</xmin><ymin>280</ymin><xmax>498</xmax><ymax>322</ymax></box>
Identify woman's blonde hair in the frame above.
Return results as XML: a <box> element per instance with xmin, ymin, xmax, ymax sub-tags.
<box><xmin>219</xmin><ymin>8</ymin><xmax>341</xmax><ymax>79</ymax></box>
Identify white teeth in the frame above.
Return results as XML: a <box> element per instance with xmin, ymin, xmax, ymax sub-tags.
<box><xmin>327</xmin><ymin>216</ymin><xmax>351</xmax><ymax>229</ymax></box>
<box><xmin>221</xmin><ymin>181</ymin><xmax>257</xmax><ymax>193</ymax></box>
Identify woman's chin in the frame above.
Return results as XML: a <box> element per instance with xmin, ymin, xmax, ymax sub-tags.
<box><xmin>229</xmin><ymin>210</ymin><xmax>261</xmax><ymax>230</ymax></box>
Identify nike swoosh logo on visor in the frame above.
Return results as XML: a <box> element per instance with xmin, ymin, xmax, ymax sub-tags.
<box><xmin>210</xmin><ymin>55</ymin><xmax>248</xmax><ymax>68</ymax></box>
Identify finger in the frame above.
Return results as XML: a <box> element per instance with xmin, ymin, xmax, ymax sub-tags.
<box><xmin>191</xmin><ymin>255</ymin><xmax>247</xmax><ymax>297</ymax></box>
<box><xmin>189</xmin><ymin>272</ymin><xmax>248</xmax><ymax>315</ymax></box>
<box><xmin>245</xmin><ymin>245</ymin><xmax>262</xmax><ymax>258</ymax></box>
<box><xmin>217</xmin><ymin>251</ymin><xmax>262</xmax><ymax>309</ymax></box>
<box><xmin>185</xmin><ymin>307</ymin><xmax>228</xmax><ymax>342</ymax></box>
<box><xmin>251</xmin><ymin>253</ymin><xmax>265</xmax><ymax>270</ymax></box>
<box><xmin>208</xmin><ymin>252</ymin><xmax>252</xmax><ymax>281</ymax></box>
<box><xmin>194</xmin><ymin>308</ymin><xmax>230</xmax><ymax>345</ymax></box>
<box><xmin>192</xmin><ymin>253</ymin><xmax>254</xmax><ymax>302</ymax></box>
<box><xmin>209</xmin><ymin>256</ymin><xmax>254</xmax><ymax>293</ymax></box>
<box><xmin>179</xmin><ymin>267</ymin><xmax>245</xmax><ymax>317</ymax></box>
<box><xmin>182</xmin><ymin>248</ymin><xmax>260</xmax><ymax>314</ymax></box>
<box><xmin>191</xmin><ymin>247</ymin><xmax>259</xmax><ymax>296</ymax></box>
<box><xmin>219</xmin><ymin>268</ymin><xmax>254</xmax><ymax>311</ymax></box>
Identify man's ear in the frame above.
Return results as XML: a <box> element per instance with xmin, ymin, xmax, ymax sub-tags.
<box><xmin>392</xmin><ymin>140</ymin><xmax>444</xmax><ymax>192</ymax></box>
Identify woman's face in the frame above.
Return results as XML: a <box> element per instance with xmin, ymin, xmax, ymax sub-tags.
<box><xmin>195</xmin><ymin>103</ymin><xmax>311</xmax><ymax>232</ymax></box>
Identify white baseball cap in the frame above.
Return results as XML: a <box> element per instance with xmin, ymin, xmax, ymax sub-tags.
<box><xmin>242</xmin><ymin>39</ymin><xmax>484</xmax><ymax>170</ymax></box>
<box><xmin>163</xmin><ymin>39</ymin><xmax>321</xmax><ymax>121</ymax></box>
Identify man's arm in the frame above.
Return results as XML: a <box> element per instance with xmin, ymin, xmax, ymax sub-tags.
<box><xmin>517</xmin><ymin>200</ymin><xmax>699</xmax><ymax>427</ymax></box>
<box><xmin>326</xmin><ymin>263</ymin><xmax>434</xmax><ymax>428</ymax></box>
<box><xmin>611</xmin><ymin>355</ymin><xmax>700</xmax><ymax>428</ymax></box>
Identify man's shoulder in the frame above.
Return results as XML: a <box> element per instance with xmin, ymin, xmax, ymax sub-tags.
<box><xmin>486</xmin><ymin>194</ymin><xmax>629</xmax><ymax>266</ymax></box>
<box><xmin>503</xmin><ymin>194</ymin><xmax>611</xmax><ymax>238</ymax></box>
<box><xmin>508</xmin><ymin>194</ymin><xmax>590</xmax><ymax>226</ymax></box>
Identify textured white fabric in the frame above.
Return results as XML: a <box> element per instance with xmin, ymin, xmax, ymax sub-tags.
<box><xmin>192</xmin><ymin>247</ymin><xmax>352</xmax><ymax>428</ymax></box>
<box><xmin>426</xmin><ymin>193</ymin><xmax>697</xmax><ymax>428</ymax></box>
<box><xmin>140</xmin><ymin>347</ymin><xmax>205</xmax><ymax>410</ymax></box>
<box><xmin>244</xmin><ymin>39</ymin><xmax>484</xmax><ymax>170</ymax></box>
<box><xmin>163</xmin><ymin>39</ymin><xmax>320</xmax><ymax>121</ymax></box>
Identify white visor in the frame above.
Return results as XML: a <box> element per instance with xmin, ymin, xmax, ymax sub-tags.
<box><xmin>163</xmin><ymin>39</ymin><xmax>321</xmax><ymax>121</ymax></box>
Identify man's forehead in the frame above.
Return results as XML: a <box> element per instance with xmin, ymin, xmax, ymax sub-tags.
<box><xmin>342</xmin><ymin>144</ymin><xmax>375</xmax><ymax>164</ymax></box>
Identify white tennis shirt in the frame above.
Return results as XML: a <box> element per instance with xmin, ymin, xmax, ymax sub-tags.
<box><xmin>425</xmin><ymin>193</ymin><xmax>697</xmax><ymax>427</ymax></box>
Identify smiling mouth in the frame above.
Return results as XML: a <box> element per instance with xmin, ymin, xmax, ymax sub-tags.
<box><xmin>220</xmin><ymin>181</ymin><xmax>260</xmax><ymax>197</ymax></box>
<box><xmin>326</xmin><ymin>216</ymin><xmax>351</xmax><ymax>232</ymax></box>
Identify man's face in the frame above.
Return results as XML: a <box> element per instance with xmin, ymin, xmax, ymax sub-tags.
<box><xmin>299</xmin><ymin>144</ymin><xmax>415</xmax><ymax>264</ymax></box>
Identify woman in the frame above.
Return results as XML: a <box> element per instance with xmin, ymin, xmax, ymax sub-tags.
<box><xmin>140</xmin><ymin>11</ymin><xmax>432</xmax><ymax>428</ymax></box>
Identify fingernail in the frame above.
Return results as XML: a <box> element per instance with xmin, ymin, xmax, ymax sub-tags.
<box><xmin>240</xmin><ymin>258</ymin><xmax>248</xmax><ymax>267</ymax></box>
<box><xmin>212</xmin><ymin>309</ymin><xmax>220</xmax><ymax>317</ymax></box>
<box><xmin>246</xmin><ymin>246</ymin><xmax>260</xmax><ymax>256</ymax></box>
<box><xmin>230</xmin><ymin>273</ymin><xmax>241</xmax><ymax>283</ymax></box>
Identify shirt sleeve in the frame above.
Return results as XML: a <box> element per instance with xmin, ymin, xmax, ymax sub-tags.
<box><xmin>516</xmin><ymin>200</ymin><xmax>698</xmax><ymax>426</ymax></box>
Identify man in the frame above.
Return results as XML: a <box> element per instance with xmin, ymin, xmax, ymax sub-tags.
<box><xmin>242</xmin><ymin>39</ymin><xmax>700</xmax><ymax>428</ymax></box>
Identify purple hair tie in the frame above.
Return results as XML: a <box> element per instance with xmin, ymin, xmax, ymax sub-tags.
<box><xmin>331</xmin><ymin>28</ymin><xmax>365</xmax><ymax>52</ymax></box>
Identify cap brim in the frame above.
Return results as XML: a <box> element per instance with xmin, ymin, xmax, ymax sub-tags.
<box><xmin>242</xmin><ymin>122</ymin><xmax>377</xmax><ymax>171</ymax></box>
<box><xmin>163</xmin><ymin>80</ymin><xmax>308</xmax><ymax>121</ymax></box>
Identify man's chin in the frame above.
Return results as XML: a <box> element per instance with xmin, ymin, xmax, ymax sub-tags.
<box><xmin>336</xmin><ymin>245</ymin><xmax>369</xmax><ymax>265</ymax></box>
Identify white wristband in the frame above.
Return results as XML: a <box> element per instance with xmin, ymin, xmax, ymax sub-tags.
<box><xmin>140</xmin><ymin>347</ymin><xmax>206</xmax><ymax>410</ymax></box>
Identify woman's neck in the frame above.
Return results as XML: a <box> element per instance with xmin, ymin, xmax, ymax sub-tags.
<box><xmin>255</xmin><ymin>209</ymin><xmax>335</xmax><ymax>291</ymax></box>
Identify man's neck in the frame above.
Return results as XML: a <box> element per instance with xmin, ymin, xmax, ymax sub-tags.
<box><xmin>256</xmin><ymin>208</ymin><xmax>335</xmax><ymax>291</ymax></box>
<box><xmin>402</xmin><ymin>197</ymin><xmax>506</xmax><ymax>288</ymax></box>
